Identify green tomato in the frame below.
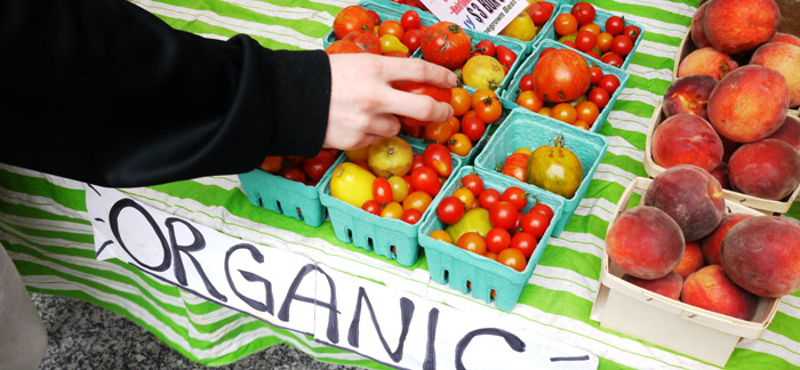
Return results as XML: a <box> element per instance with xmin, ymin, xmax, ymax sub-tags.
<box><xmin>446</xmin><ymin>207</ymin><xmax>492</xmax><ymax>243</ymax></box>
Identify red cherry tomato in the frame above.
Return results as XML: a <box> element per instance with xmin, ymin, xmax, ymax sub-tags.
<box><xmin>372</xmin><ymin>177</ymin><xmax>393</xmax><ymax>204</ymax></box>
<box><xmin>489</xmin><ymin>201</ymin><xmax>519</xmax><ymax>230</ymax></box>
<box><xmin>401</xmin><ymin>28</ymin><xmax>423</xmax><ymax>51</ymax></box>
<box><xmin>486</xmin><ymin>227</ymin><xmax>511</xmax><ymax>254</ymax></box>
<box><xmin>478</xmin><ymin>187</ymin><xmax>502</xmax><ymax>210</ymax></box>
<box><xmin>570</xmin><ymin>2</ymin><xmax>596</xmax><ymax>26</ymax></box>
<box><xmin>623</xmin><ymin>25</ymin><xmax>641</xmax><ymax>41</ymax></box>
<box><xmin>400</xmin><ymin>10</ymin><xmax>421</xmax><ymax>30</ymax></box>
<box><xmin>401</xmin><ymin>208</ymin><xmax>423</xmax><ymax>224</ymax></box>
<box><xmin>366</xmin><ymin>10</ymin><xmax>381</xmax><ymax>26</ymax></box>
<box><xmin>601</xmin><ymin>52</ymin><xmax>624</xmax><ymax>67</ymax></box>
<box><xmin>531</xmin><ymin>203</ymin><xmax>554</xmax><ymax>220</ymax></box>
<box><xmin>605</xmin><ymin>16</ymin><xmax>625</xmax><ymax>36</ymax></box>
<box><xmin>495</xmin><ymin>45</ymin><xmax>518</xmax><ymax>73</ymax></box>
<box><xmin>462</xmin><ymin>173</ymin><xmax>484</xmax><ymax>197</ymax></box>
<box><xmin>303</xmin><ymin>150</ymin><xmax>336</xmax><ymax>182</ymax></box>
<box><xmin>574</xmin><ymin>30</ymin><xmax>597</xmax><ymax>53</ymax></box>
<box><xmin>598</xmin><ymin>74</ymin><xmax>621</xmax><ymax>95</ymax></box>
<box><xmin>437</xmin><ymin>195</ymin><xmax>465</xmax><ymax>224</ymax></box>
<box><xmin>423</xmin><ymin>143</ymin><xmax>453</xmax><ymax>177</ymax></box>
<box><xmin>501</xmin><ymin>186</ymin><xmax>529</xmax><ymax>211</ymax></box>
<box><xmin>611</xmin><ymin>35</ymin><xmax>634</xmax><ymax>56</ymax></box>
<box><xmin>279</xmin><ymin>166</ymin><xmax>306</xmax><ymax>183</ymax></box>
<box><xmin>520</xmin><ymin>211</ymin><xmax>550</xmax><ymax>239</ymax></box>
<box><xmin>527</xmin><ymin>1</ymin><xmax>554</xmax><ymax>26</ymax></box>
<box><xmin>510</xmin><ymin>231</ymin><xmax>537</xmax><ymax>259</ymax></box>
<box><xmin>361</xmin><ymin>199</ymin><xmax>382</xmax><ymax>215</ymax></box>
<box><xmin>519</xmin><ymin>73</ymin><xmax>534</xmax><ymax>91</ymax></box>
<box><xmin>589</xmin><ymin>66</ymin><xmax>603</xmax><ymax>85</ymax></box>
<box><xmin>475</xmin><ymin>39</ymin><xmax>496</xmax><ymax>57</ymax></box>
<box><xmin>588</xmin><ymin>86</ymin><xmax>611</xmax><ymax>109</ymax></box>
<box><xmin>410</xmin><ymin>165</ymin><xmax>441</xmax><ymax>197</ymax></box>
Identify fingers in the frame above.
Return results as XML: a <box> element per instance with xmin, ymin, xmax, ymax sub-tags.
<box><xmin>381</xmin><ymin>89</ymin><xmax>455</xmax><ymax>123</ymax></box>
<box><xmin>375</xmin><ymin>57</ymin><xmax>457</xmax><ymax>88</ymax></box>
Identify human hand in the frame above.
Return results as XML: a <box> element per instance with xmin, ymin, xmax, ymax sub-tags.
<box><xmin>324</xmin><ymin>54</ymin><xmax>457</xmax><ymax>150</ymax></box>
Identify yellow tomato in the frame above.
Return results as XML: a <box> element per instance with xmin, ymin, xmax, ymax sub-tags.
<box><xmin>462</xmin><ymin>55</ymin><xmax>506</xmax><ymax>90</ymax></box>
<box><xmin>513</xmin><ymin>147</ymin><xmax>532</xmax><ymax>155</ymax></box>
<box><xmin>429</xmin><ymin>229</ymin><xmax>453</xmax><ymax>244</ymax></box>
<box><xmin>387</xmin><ymin>175</ymin><xmax>409</xmax><ymax>202</ymax></box>
<box><xmin>330</xmin><ymin>162</ymin><xmax>376</xmax><ymax>208</ymax></box>
<box><xmin>499</xmin><ymin>12</ymin><xmax>536</xmax><ymax>42</ymax></box>
<box><xmin>379</xmin><ymin>34</ymin><xmax>409</xmax><ymax>54</ymax></box>
<box><xmin>381</xmin><ymin>201</ymin><xmax>404</xmax><ymax>219</ymax></box>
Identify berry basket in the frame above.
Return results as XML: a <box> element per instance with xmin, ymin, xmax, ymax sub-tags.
<box><xmin>238</xmin><ymin>153</ymin><xmax>342</xmax><ymax>227</ymax></box>
<box><xmin>418</xmin><ymin>165</ymin><xmax>565</xmax><ymax>311</ymax></box>
<box><xmin>543</xmin><ymin>3</ymin><xmax>646</xmax><ymax>70</ymax></box>
<box><xmin>318</xmin><ymin>142</ymin><xmax>462</xmax><ymax>266</ymax></box>
<box><xmin>474</xmin><ymin>107</ymin><xmax>608</xmax><ymax>236</ymax></box>
<box><xmin>501</xmin><ymin>38</ymin><xmax>630</xmax><ymax>134</ymax></box>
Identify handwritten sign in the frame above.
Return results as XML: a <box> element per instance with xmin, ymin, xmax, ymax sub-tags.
<box><xmin>420</xmin><ymin>0</ymin><xmax>529</xmax><ymax>35</ymax></box>
<box><xmin>87</xmin><ymin>185</ymin><xmax>598</xmax><ymax>370</ymax></box>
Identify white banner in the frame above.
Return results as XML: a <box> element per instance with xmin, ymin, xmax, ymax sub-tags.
<box><xmin>420</xmin><ymin>0</ymin><xmax>529</xmax><ymax>35</ymax></box>
<box><xmin>87</xmin><ymin>184</ymin><xmax>598</xmax><ymax>370</ymax></box>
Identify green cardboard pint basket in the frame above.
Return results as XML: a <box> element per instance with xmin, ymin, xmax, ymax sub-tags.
<box><xmin>418</xmin><ymin>166</ymin><xmax>565</xmax><ymax>311</ymax></box>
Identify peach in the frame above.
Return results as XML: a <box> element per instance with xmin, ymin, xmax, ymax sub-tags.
<box><xmin>677</xmin><ymin>47</ymin><xmax>738</xmax><ymax>81</ymax></box>
<box><xmin>681</xmin><ymin>265</ymin><xmax>758</xmax><ymax>320</ymax></box>
<box><xmin>662</xmin><ymin>74</ymin><xmax>717</xmax><ymax>119</ymax></box>
<box><xmin>728</xmin><ymin>138</ymin><xmax>800</xmax><ymax>200</ymax></box>
<box><xmin>767</xmin><ymin>115</ymin><xmax>800</xmax><ymax>152</ymax></box>
<box><xmin>703</xmin><ymin>0</ymin><xmax>780</xmax><ymax>55</ymax></box>
<box><xmin>651</xmin><ymin>114</ymin><xmax>724</xmax><ymax>172</ymax></box>
<box><xmin>689</xmin><ymin>2</ymin><xmax>711</xmax><ymax>48</ymax></box>
<box><xmin>700</xmin><ymin>213</ymin><xmax>753</xmax><ymax>265</ymax></box>
<box><xmin>673</xmin><ymin>241</ymin><xmax>706</xmax><ymax>279</ymax></box>
<box><xmin>644</xmin><ymin>165</ymin><xmax>726</xmax><ymax>242</ymax></box>
<box><xmin>607</xmin><ymin>206</ymin><xmax>685</xmax><ymax>280</ymax></box>
<box><xmin>623</xmin><ymin>272</ymin><xmax>684</xmax><ymax>300</ymax></box>
<box><xmin>767</xmin><ymin>32</ymin><xmax>800</xmax><ymax>48</ymax></box>
<box><xmin>708</xmin><ymin>65</ymin><xmax>790</xmax><ymax>143</ymax></box>
<box><xmin>721</xmin><ymin>216</ymin><xmax>800</xmax><ymax>297</ymax></box>
<box><xmin>751</xmin><ymin>42</ymin><xmax>800</xmax><ymax>107</ymax></box>
<box><xmin>709</xmin><ymin>163</ymin><xmax>730</xmax><ymax>190</ymax></box>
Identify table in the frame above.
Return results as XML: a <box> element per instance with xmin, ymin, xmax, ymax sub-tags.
<box><xmin>3</xmin><ymin>0</ymin><xmax>799</xmax><ymax>369</ymax></box>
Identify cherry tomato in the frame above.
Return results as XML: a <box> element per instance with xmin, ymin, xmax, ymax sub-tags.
<box><xmin>450</xmin><ymin>87</ymin><xmax>472</xmax><ymax>116</ymax></box>
<box><xmin>589</xmin><ymin>66</ymin><xmax>603</xmax><ymax>85</ymax></box>
<box><xmin>574</xmin><ymin>30</ymin><xmax>597</xmax><ymax>53</ymax></box>
<box><xmin>519</xmin><ymin>73</ymin><xmax>534</xmax><ymax>91</ymax></box>
<box><xmin>485</xmin><ymin>251</ymin><xmax>498</xmax><ymax>261</ymax></box>
<box><xmin>372</xmin><ymin>177</ymin><xmax>393</xmax><ymax>204</ymax></box>
<box><xmin>510</xmin><ymin>232</ymin><xmax>537</xmax><ymax>259</ymax></box>
<box><xmin>623</xmin><ymin>24</ymin><xmax>641</xmax><ymax>41</ymax></box>
<box><xmin>562</xmin><ymin>40</ymin><xmax>577</xmax><ymax>49</ymax></box>
<box><xmin>378</xmin><ymin>20</ymin><xmax>404</xmax><ymax>40</ymax></box>
<box><xmin>501</xmin><ymin>152</ymin><xmax>529</xmax><ymax>183</ymax></box>
<box><xmin>527</xmin><ymin>1</ymin><xmax>554</xmax><ymax>26</ymax></box>
<box><xmin>605</xmin><ymin>16</ymin><xmax>625</xmax><ymax>36</ymax></box>
<box><xmin>461</xmin><ymin>173</ymin><xmax>484</xmax><ymax>197</ymax></box>
<box><xmin>501</xmin><ymin>186</ymin><xmax>528</xmax><ymax>211</ymax></box>
<box><xmin>497</xmin><ymin>248</ymin><xmax>527</xmax><ymax>272</ymax></box>
<box><xmin>520</xmin><ymin>211</ymin><xmax>550</xmax><ymax>239</ymax></box>
<box><xmin>553</xmin><ymin>13</ymin><xmax>578</xmax><ymax>36</ymax></box>
<box><xmin>401</xmin><ymin>123</ymin><xmax>424</xmax><ymax>138</ymax></box>
<box><xmin>460</xmin><ymin>115</ymin><xmax>485</xmax><ymax>142</ymax></box>
<box><xmin>531</xmin><ymin>203</ymin><xmax>554</xmax><ymax>220</ymax></box>
<box><xmin>401</xmin><ymin>208</ymin><xmax>423</xmax><ymax>224</ymax></box>
<box><xmin>516</xmin><ymin>90</ymin><xmax>544</xmax><ymax>113</ymax></box>
<box><xmin>470</xmin><ymin>89</ymin><xmax>498</xmax><ymax>108</ymax></box>
<box><xmin>430</xmin><ymin>229</ymin><xmax>453</xmax><ymax>244</ymax></box>
<box><xmin>576</xmin><ymin>101</ymin><xmax>600</xmax><ymax>125</ymax></box>
<box><xmin>475</xmin><ymin>96</ymin><xmax>502</xmax><ymax>124</ymax></box>
<box><xmin>490</xmin><ymin>201</ymin><xmax>519</xmax><ymax>230</ymax></box>
<box><xmin>601</xmin><ymin>52</ymin><xmax>623</xmax><ymax>67</ymax></box>
<box><xmin>551</xmin><ymin>103</ymin><xmax>578</xmax><ymax>124</ymax></box>
<box><xmin>478</xmin><ymin>187</ymin><xmax>502</xmax><ymax>210</ymax></box>
<box><xmin>410</xmin><ymin>166</ymin><xmax>441</xmax><ymax>197</ymax></box>
<box><xmin>400</xmin><ymin>10</ymin><xmax>421</xmax><ymax>30</ymax></box>
<box><xmin>447</xmin><ymin>133</ymin><xmax>473</xmax><ymax>157</ymax></box>
<box><xmin>495</xmin><ymin>45</ymin><xmax>518</xmax><ymax>73</ymax></box>
<box><xmin>388</xmin><ymin>176</ymin><xmax>409</xmax><ymax>202</ymax></box>
<box><xmin>588</xmin><ymin>86</ymin><xmax>610</xmax><ymax>109</ymax></box>
<box><xmin>381</xmin><ymin>201</ymin><xmax>404</xmax><ymax>219</ymax></box>
<box><xmin>598</xmin><ymin>74</ymin><xmax>621</xmax><ymax>94</ymax></box>
<box><xmin>423</xmin><ymin>143</ymin><xmax>453</xmax><ymax>177</ymax></box>
<box><xmin>571</xmin><ymin>2</ymin><xmax>596</xmax><ymax>26</ymax></box>
<box><xmin>596</xmin><ymin>32</ymin><xmax>614</xmax><ymax>53</ymax></box>
<box><xmin>402</xmin><ymin>190</ymin><xmax>433</xmax><ymax>213</ymax></box>
<box><xmin>437</xmin><ymin>196</ymin><xmax>465</xmax><ymax>224</ymax></box>
<box><xmin>452</xmin><ymin>187</ymin><xmax>476</xmax><ymax>209</ymax></box>
<box><xmin>361</xmin><ymin>199</ymin><xmax>382</xmax><ymax>215</ymax></box>
<box><xmin>610</xmin><ymin>35</ymin><xmax>633</xmax><ymax>56</ymax></box>
<box><xmin>456</xmin><ymin>232</ymin><xmax>487</xmax><ymax>256</ymax></box>
<box><xmin>486</xmin><ymin>227</ymin><xmax>511</xmax><ymax>253</ymax></box>
<box><xmin>475</xmin><ymin>39</ymin><xmax>496</xmax><ymax>57</ymax></box>
<box><xmin>446</xmin><ymin>115</ymin><xmax>461</xmax><ymax>135</ymax></box>
<box><xmin>424</xmin><ymin>120</ymin><xmax>453</xmax><ymax>144</ymax></box>
<box><xmin>580</xmin><ymin>23</ymin><xmax>601</xmax><ymax>36</ymax></box>
<box><xmin>401</xmin><ymin>28</ymin><xmax>423</xmax><ymax>52</ymax></box>
<box><xmin>279</xmin><ymin>166</ymin><xmax>306</xmax><ymax>183</ymax></box>
<box><xmin>259</xmin><ymin>156</ymin><xmax>283</xmax><ymax>174</ymax></box>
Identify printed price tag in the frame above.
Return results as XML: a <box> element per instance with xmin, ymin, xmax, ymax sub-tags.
<box><xmin>420</xmin><ymin>0</ymin><xmax>529</xmax><ymax>35</ymax></box>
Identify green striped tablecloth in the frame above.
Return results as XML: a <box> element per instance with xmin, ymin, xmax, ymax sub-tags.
<box><xmin>2</xmin><ymin>0</ymin><xmax>799</xmax><ymax>368</ymax></box>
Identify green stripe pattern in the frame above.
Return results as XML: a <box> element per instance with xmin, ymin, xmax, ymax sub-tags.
<box><xmin>3</xmin><ymin>0</ymin><xmax>799</xmax><ymax>368</ymax></box>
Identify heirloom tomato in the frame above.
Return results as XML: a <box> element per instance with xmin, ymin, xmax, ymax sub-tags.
<box><xmin>342</xmin><ymin>30</ymin><xmax>381</xmax><ymax>54</ymax></box>
<box><xmin>368</xmin><ymin>136</ymin><xmax>414</xmax><ymax>178</ymax></box>
<box><xmin>501</xmin><ymin>152</ymin><xmax>529</xmax><ymax>183</ymax></box>
<box><xmin>421</xmin><ymin>22</ymin><xmax>471</xmax><ymax>69</ymax></box>
<box><xmin>446</xmin><ymin>207</ymin><xmax>492</xmax><ymax>242</ymax></box>
<box><xmin>499</xmin><ymin>12</ymin><xmax>536</xmax><ymax>42</ymax></box>
<box><xmin>526</xmin><ymin>135</ymin><xmax>584</xmax><ymax>198</ymax></box>
<box><xmin>325</xmin><ymin>40</ymin><xmax>366</xmax><ymax>55</ymax></box>
<box><xmin>333</xmin><ymin>6</ymin><xmax>374</xmax><ymax>40</ymax></box>
<box><xmin>532</xmin><ymin>48</ymin><xmax>591</xmax><ymax>103</ymax></box>
<box><xmin>462</xmin><ymin>55</ymin><xmax>506</xmax><ymax>91</ymax></box>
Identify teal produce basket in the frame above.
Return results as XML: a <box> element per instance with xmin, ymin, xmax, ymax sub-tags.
<box><xmin>501</xmin><ymin>38</ymin><xmax>630</xmax><ymax>134</ymax></box>
<box><xmin>418</xmin><ymin>166</ymin><xmax>565</xmax><ymax>311</ymax></box>
<box><xmin>238</xmin><ymin>153</ymin><xmax>342</xmax><ymax>227</ymax></box>
<box><xmin>318</xmin><ymin>143</ymin><xmax>463</xmax><ymax>266</ymax></box>
<box><xmin>543</xmin><ymin>3</ymin><xmax>646</xmax><ymax>70</ymax></box>
<box><xmin>474</xmin><ymin>108</ymin><xmax>608</xmax><ymax>236</ymax></box>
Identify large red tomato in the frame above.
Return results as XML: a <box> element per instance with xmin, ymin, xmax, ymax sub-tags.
<box><xmin>532</xmin><ymin>48</ymin><xmax>591</xmax><ymax>103</ymax></box>
<box><xmin>392</xmin><ymin>81</ymin><xmax>452</xmax><ymax>127</ymax></box>
<box><xmin>421</xmin><ymin>22</ymin><xmax>472</xmax><ymax>69</ymax></box>
<box><xmin>342</xmin><ymin>30</ymin><xmax>381</xmax><ymax>54</ymax></box>
<box><xmin>333</xmin><ymin>6</ymin><xmax>375</xmax><ymax>40</ymax></box>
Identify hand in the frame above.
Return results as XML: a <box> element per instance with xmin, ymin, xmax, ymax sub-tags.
<box><xmin>324</xmin><ymin>54</ymin><xmax>457</xmax><ymax>150</ymax></box>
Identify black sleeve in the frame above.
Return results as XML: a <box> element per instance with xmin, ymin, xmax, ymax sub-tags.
<box><xmin>0</xmin><ymin>0</ymin><xmax>331</xmax><ymax>187</ymax></box>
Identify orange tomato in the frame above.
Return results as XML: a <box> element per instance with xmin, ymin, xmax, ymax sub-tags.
<box><xmin>497</xmin><ymin>248</ymin><xmax>527</xmax><ymax>272</ymax></box>
<box><xmin>446</xmin><ymin>115</ymin><xmax>461</xmax><ymax>135</ymax></box>
<box><xmin>259</xmin><ymin>156</ymin><xmax>283</xmax><ymax>173</ymax></box>
<box><xmin>452</xmin><ymin>187</ymin><xmax>476</xmax><ymax>209</ymax></box>
<box><xmin>579</xmin><ymin>23</ymin><xmax>601</xmax><ymax>36</ymax></box>
<box><xmin>596</xmin><ymin>32</ymin><xmax>614</xmax><ymax>53</ymax></box>
<box><xmin>538</xmin><ymin>106</ymin><xmax>552</xmax><ymax>116</ymax></box>
<box><xmin>576</xmin><ymin>101</ymin><xmax>600</xmax><ymax>125</ymax></box>
<box><xmin>474</xmin><ymin>96</ymin><xmax>503</xmax><ymax>123</ymax></box>
<box><xmin>551</xmin><ymin>103</ymin><xmax>577</xmax><ymax>124</ymax></box>
<box><xmin>470</xmin><ymin>88</ymin><xmax>498</xmax><ymax>108</ymax></box>
<box><xmin>553</xmin><ymin>13</ymin><xmax>578</xmax><ymax>36</ymax></box>
<box><xmin>381</xmin><ymin>201</ymin><xmax>404</xmax><ymax>219</ymax></box>
<box><xmin>447</xmin><ymin>133</ymin><xmax>473</xmax><ymax>157</ymax></box>
<box><xmin>430</xmin><ymin>229</ymin><xmax>453</xmax><ymax>244</ymax></box>
<box><xmin>424</xmin><ymin>121</ymin><xmax>453</xmax><ymax>144</ymax></box>
<box><xmin>402</xmin><ymin>190</ymin><xmax>433</xmax><ymax>213</ymax></box>
<box><xmin>516</xmin><ymin>90</ymin><xmax>543</xmax><ymax>112</ymax></box>
<box><xmin>378</xmin><ymin>20</ymin><xmax>404</xmax><ymax>40</ymax></box>
<box><xmin>450</xmin><ymin>87</ymin><xmax>472</xmax><ymax>116</ymax></box>
<box><xmin>456</xmin><ymin>232</ymin><xmax>487</xmax><ymax>255</ymax></box>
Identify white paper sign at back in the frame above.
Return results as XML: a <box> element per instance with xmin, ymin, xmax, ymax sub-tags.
<box><xmin>420</xmin><ymin>0</ymin><xmax>529</xmax><ymax>35</ymax></box>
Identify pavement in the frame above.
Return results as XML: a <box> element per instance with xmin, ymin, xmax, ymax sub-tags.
<box><xmin>31</xmin><ymin>293</ymin><xmax>363</xmax><ymax>370</ymax></box>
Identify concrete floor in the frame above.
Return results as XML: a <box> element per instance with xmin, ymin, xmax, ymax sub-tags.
<box><xmin>31</xmin><ymin>293</ymin><xmax>364</xmax><ymax>370</ymax></box>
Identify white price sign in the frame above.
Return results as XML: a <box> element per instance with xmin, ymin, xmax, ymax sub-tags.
<box><xmin>420</xmin><ymin>0</ymin><xmax>529</xmax><ymax>35</ymax></box>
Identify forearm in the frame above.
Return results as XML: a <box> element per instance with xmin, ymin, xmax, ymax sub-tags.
<box><xmin>0</xmin><ymin>0</ymin><xmax>330</xmax><ymax>187</ymax></box>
